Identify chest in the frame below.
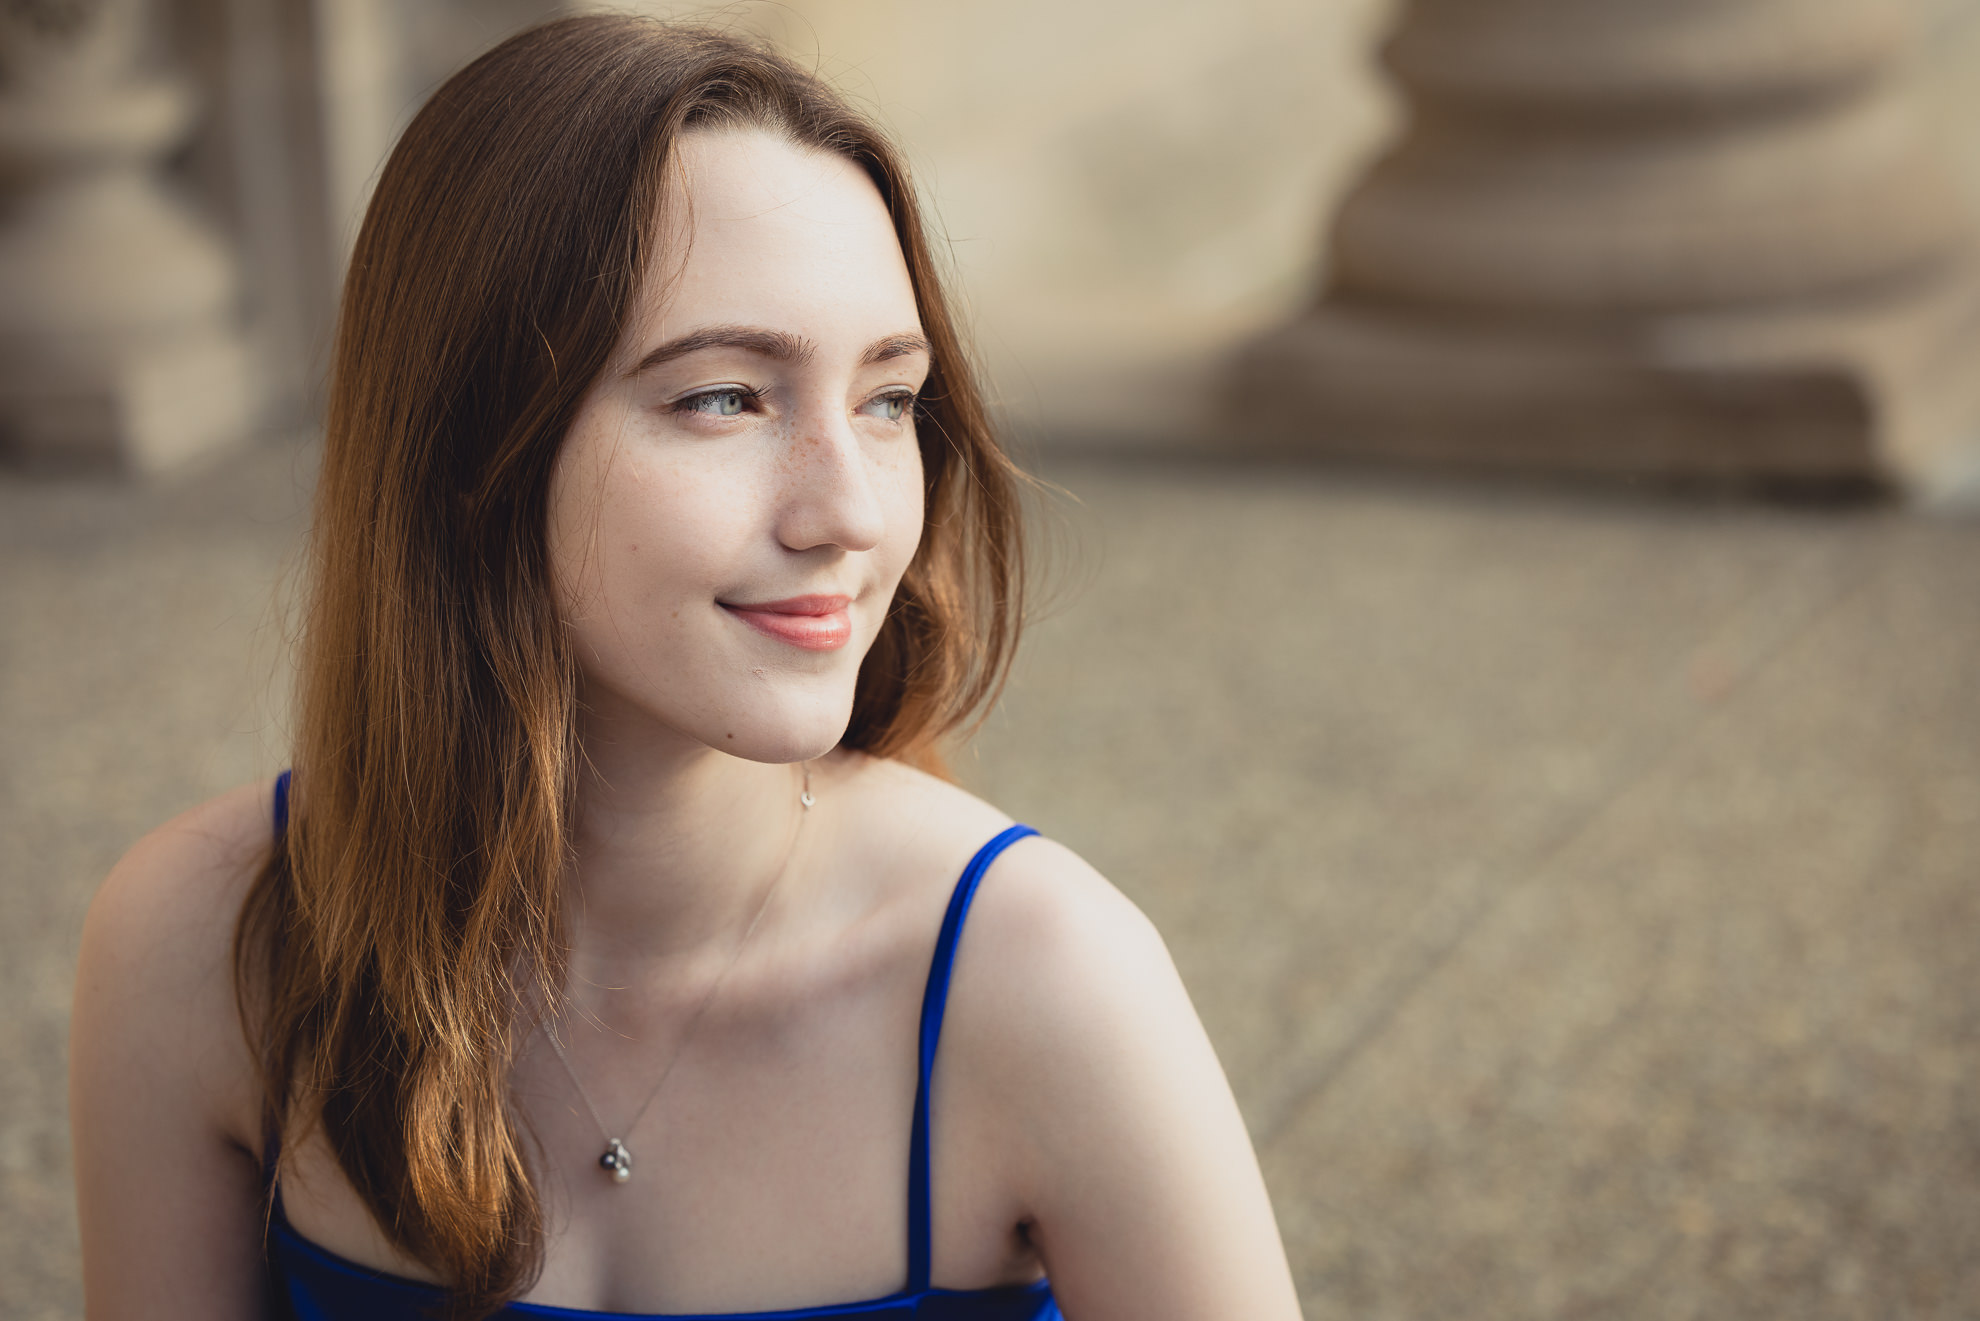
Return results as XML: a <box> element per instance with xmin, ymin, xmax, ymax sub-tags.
<box><xmin>275</xmin><ymin>958</ymin><xmax>1039</xmax><ymax>1313</ymax></box>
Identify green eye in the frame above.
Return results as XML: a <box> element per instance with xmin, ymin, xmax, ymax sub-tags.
<box><xmin>866</xmin><ymin>391</ymin><xmax>915</xmax><ymax>422</ymax></box>
<box><xmin>678</xmin><ymin>387</ymin><xmax>756</xmax><ymax>418</ymax></box>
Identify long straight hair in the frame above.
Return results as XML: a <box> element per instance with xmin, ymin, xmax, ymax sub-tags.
<box><xmin>235</xmin><ymin>17</ymin><xmax>1025</xmax><ymax>1316</ymax></box>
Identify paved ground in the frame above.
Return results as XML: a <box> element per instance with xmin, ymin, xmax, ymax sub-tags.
<box><xmin>4</xmin><ymin>440</ymin><xmax>1977</xmax><ymax>1319</ymax></box>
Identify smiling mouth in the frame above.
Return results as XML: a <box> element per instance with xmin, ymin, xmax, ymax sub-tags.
<box><xmin>719</xmin><ymin>594</ymin><xmax>854</xmax><ymax>651</ymax></box>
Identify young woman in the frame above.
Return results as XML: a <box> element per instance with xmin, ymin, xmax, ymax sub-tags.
<box><xmin>69</xmin><ymin>17</ymin><xmax>1302</xmax><ymax>1321</ymax></box>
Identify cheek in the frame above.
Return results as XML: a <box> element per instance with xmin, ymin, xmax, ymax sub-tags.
<box><xmin>547</xmin><ymin>422</ymin><xmax>741</xmax><ymax>642</ymax></box>
<box><xmin>583</xmin><ymin>466</ymin><xmax>754</xmax><ymax>643</ymax></box>
<box><xmin>879</xmin><ymin>443</ymin><xmax>927</xmax><ymax>578</ymax></box>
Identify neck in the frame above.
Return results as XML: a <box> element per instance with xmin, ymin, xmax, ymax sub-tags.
<box><xmin>568</xmin><ymin>694</ymin><xmax>811</xmax><ymax>972</ymax></box>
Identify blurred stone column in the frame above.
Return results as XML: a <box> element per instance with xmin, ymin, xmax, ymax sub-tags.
<box><xmin>0</xmin><ymin>0</ymin><xmax>258</xmax><ymax>473</ymax></box>
<box><xmin>1238</xmin><ymin>0</ymin><xmax>1980</xmax><ymax>489</ymax></box>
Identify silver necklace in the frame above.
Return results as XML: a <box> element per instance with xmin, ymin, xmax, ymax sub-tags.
<box><xmin>544</xmin><ymin>762</ymin><xmax>812</xmax><ymax>1184</ymax></box>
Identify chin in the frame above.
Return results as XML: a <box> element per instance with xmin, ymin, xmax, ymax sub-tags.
<box><xmin>696</xmin><ymin>681</ymin><xmax>858</xmax><ymax>766</ymax></box>
<box><xmin>577</xmin><ymin>625</ymin><xmax>879</xmax><ymax>766</ymax></box>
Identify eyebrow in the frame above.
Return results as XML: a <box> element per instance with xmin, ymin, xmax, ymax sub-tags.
<box><xmin>628</xmin><ymin>326</ymin><xmax>931</xmax><ymax>376</ymax></box>
<box><xmin>861</xmin><ymin>333</ymin><xmax>932</xmax><ymax>365</ymax></box>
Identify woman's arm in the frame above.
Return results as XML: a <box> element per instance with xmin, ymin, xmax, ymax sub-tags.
<box><xmin>951</xmin><ymin>838</ymin><xmax>1305</xmax><ymax>1321</ymax></box>
<box><xmin>70</xmin><ymin>784</ymin><xmax>274</xmax><ymax>1320</ymax></box>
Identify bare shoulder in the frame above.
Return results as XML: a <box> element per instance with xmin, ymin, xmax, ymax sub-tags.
<box><xmin>915</xmin><ymin>801</ymin><xmax>1302</xmax><ymax>1318</ymax></box>
<box><xmin>826</xmin><ymin>752</ymin><xmax>1197</xmax><ymax>1125</ymax></box>
<box><xmin>72</xmin><ymin>785</ymin><xmax>283</xmax><ymax>1314</ymax></box>
<box><xmin>74</xmin><ymin>778</ymin><xmax>277</xmax><ymax>1149</ymax></box>
<box><xmin>830</xmin><ymin>751</ymin><xmax>1160</xmax><ymax>977</ymax></box>
<box><xmin>83</xmin><ymin>778</ymin><xmax>275</xmax><ymax>991</ymax></box>
<box><xmin>823</xmin><ymin>757</ymin><xmax>1302</xmax><ymax>1316</ymax></box>
<box><xmin>940</xmin><ymin>823</ymin><xmax>1181</xmax><ymax>1088</ymax></box>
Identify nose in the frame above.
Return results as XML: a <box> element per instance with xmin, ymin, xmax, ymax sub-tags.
<box><xmin>774</xmin><ymin>408</ymin><xmax>887</xmax><ymax>554</ymax></box>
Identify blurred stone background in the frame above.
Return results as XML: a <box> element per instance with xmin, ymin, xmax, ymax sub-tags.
<box><xmin>4</xmin><ymin>0</ymin><xmax>1980</xmax><ymax>1318</ymax></box>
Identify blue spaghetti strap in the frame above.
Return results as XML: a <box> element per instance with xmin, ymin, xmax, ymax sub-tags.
<box><xmin>905</xmin><ymin>823</ymin><xmax>1039</xmax><ymax>1293</ymax></box>
<box><xmin>263</xmin><ymin>769</ymin><xmax>293</xmax><ymax>1201</ymax></box>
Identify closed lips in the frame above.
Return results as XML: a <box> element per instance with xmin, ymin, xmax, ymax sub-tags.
<box><xmin>719</xmin><ymin>595</ymin><xmax>853</xmax><ymax>650</ymax></box>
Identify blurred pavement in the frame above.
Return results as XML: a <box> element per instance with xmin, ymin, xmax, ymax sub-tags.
<box><xmin>4</xmin><ymin>441</ymin><xmax>1978</xmax><ymax>1318</ymax></box>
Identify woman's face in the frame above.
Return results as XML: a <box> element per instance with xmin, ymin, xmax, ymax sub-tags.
<box><xmin>548</xmin><ymin>128</ymin><xmax>929</xmax><ymax>765</ymax></box>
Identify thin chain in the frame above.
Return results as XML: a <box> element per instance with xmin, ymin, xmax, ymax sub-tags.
<box><xmin>545</xmin><ymin>1028</ymin><xmax>615</xmax><ymax>1143</ymax></box>
<box><xmin>544</xmin><ymin>761</ymin><xmax>812</xmax><ymax>1159</ymax></box>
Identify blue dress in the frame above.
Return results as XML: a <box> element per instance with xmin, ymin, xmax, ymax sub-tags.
<box><xmin>265</xmin><ymin>772</ymin><xmax>1061</xmax><ymax>1319</ymax></box>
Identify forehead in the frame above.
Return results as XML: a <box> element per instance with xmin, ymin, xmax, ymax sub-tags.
<box><xmin>637</xmin><ymin>128</ymin><xmax>920</xmax><ymax>348</ymax></box>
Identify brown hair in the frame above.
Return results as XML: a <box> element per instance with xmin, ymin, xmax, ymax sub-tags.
<box><xmin>235</xmin><ymin>16</ymin><xmax>1024</xmax><ymax>1316</ymax></box>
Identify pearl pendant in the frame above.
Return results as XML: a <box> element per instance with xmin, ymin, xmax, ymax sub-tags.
<box><xmin>599</xmin><ymin>1138</ymin><xmax>633</xmax><ymax>1183</ymax></box>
